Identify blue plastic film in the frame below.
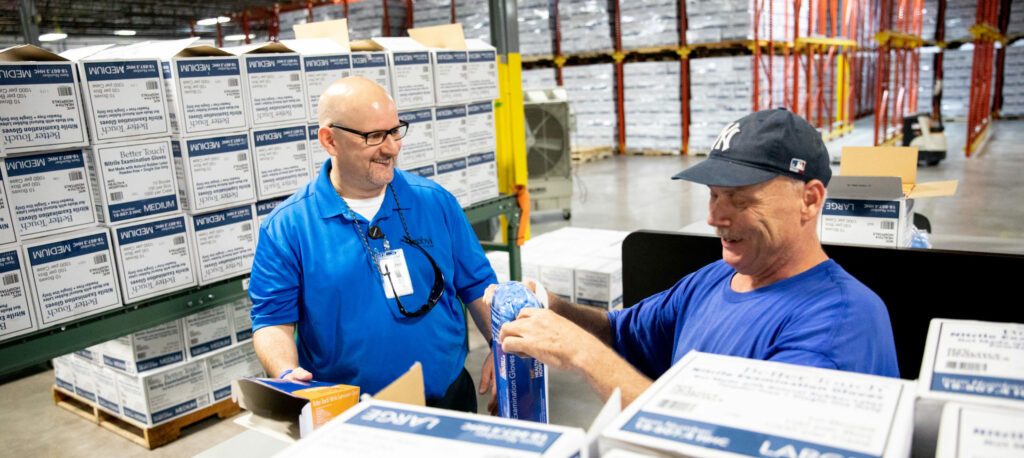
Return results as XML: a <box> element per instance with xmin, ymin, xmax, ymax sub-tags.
<box><xmin>491</xmin><ymin>282</ymin><xmax>548</xmax><ymax>423</ymax></box>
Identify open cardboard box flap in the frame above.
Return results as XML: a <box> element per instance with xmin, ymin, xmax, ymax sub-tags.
<box><xmin>837</xmin><ymin>146</ymin><xmax>958</xmax><ymax>199</ymax></box>
<box><xmin>408</xmin><ymin>23</ymin><xmax>468</xmax><ymax>50</ymax></box>
<box><xmin>0</xmin><ymin>44</ymin><xmax>68</xmax><ymax>62</ymax></box>
<box><xmin>293</xmin><ymin>18</ymin><xmax>350</xmax><ymax>50</ymax></box>
<box><xmin>222</xmin><ymin>41</ymin><xmax>296</xmax><ymax>55</ymax></box>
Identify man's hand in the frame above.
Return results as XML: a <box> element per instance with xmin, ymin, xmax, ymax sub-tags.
<box><xmin>280</xmin><ymin>366</ymin><xmax>313</xmax><ymax>382</ymax></box>
<box><xmin>498</xmin><ymin>307</ymin><xmax>603</xmax><ymax>370</ymax></box>
<box><xmin>478</xmin><ymin>349</ymin><xmax>498</xmax><ymax>415</ymax></box>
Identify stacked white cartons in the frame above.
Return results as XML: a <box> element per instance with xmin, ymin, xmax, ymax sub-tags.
<box><xmin>52</xmin><ymin>354</ymin><xmax>76</xmax><ymax>393</ymax></box>
<box><xmin>601</xmin><ymin>351</ymin><xmax>914</xmax><ymax>457</ymax></box>
<box><xmin>574</xmin><ymin>256</ymin><xmax>623</xmax><ymax>311</ymax></box>
<box><xmin>934</xmin><ymin>404</ymin><xmax>1024</xmax><ymax>457</ymax></box>
<box><xmin>72</xmin><ymin>342</ymin><xmax>104</xmax><ymax>363</ymax></box>
<box><xmin>203</xmin><ymin>341</ymin><xmax>263</xmax><ymax>402</ymax></box>
<box><xmin>76</xmin><ymin>54</ymin><xmax>171</xmax><ymax>144</ymax></box>
<box><xmin>223</xmin><ymin>43</ymin><xmax>307</xmax><ymax>129</ymax></box>
<box><xmin>435</xmin><ymin>157</ymin><xmax>470</xmax><ymax>208</ymax></box>
<box><xmin>282</xmin><ymin>39</ymin><xmax>352</xmax><ymax>123</ymax></box>
<box><xmin>370</xmin><ymin>38</ymin><xmax>435</xmax><ymax>110</ymax></box>
<box><xmin>0</xmin><ymin>173</ymin><xmax>15</xmax><ymax>244</ymax></box>
<box><xmin>466</xmin><ymin>151</ymin><xmax>498</xmax><ymax>205</ymax></box>
<box><xmin>513</xmin><ymin>227</ymin><xmax>628</xmax><ymax>310</ymax></box>
<box><xmin>518</xmin><ymin>0</ymin><xmax>555</xmax><ymax>57</ymax></box>
<box><xmin>22</xmin><ymin>228</ymin><xmax>120</xmax><ymax>328</ymax></box>
<box><xmin>188</xmin><ymin>204</ymin><xmax>257</xmax><ymax>286</ymax></box>
<box><xmin>624</xmin><ymin>61</ymin><xmax>682</xmax><ymax>151</ymax></box>
<box><xmin>917</xmin><ymin>47</ymin><xmax>937</xmax><ymax>114</ymax></box>
<box><xmin>249</xmin><ymin>124</ymin><xmax>311</xmax><ymax>200</ymax></box>
<box><xmin>116</xmin><ymin>357</ymin><xmax>212</xmax><ymax>427</ymax></box>
<box><xmin>405</xmin><ymin>163</ymin><xmax>437</xmax><ymax>183</ymax></box>
<box><xmin>522</xmin><ymin>68</ymin><xmax>558</xmax><ymax>90</ymax></box>
<box><xmin>1002</xmin><ymin>45</ymin><xmax>1024</xmax><ymax>117</ymax></box>
<box><xmin>84</xmin><ymin>138</ymin><xmax>181</xmax><ymax>225</ymax></box>
<box><xmin>307</xmin><ymin>123</ymin><xmax>327</xmax><ymax>177</ymax></box>
<box><xmin>431</xmin><ymin>49</ymin><xmax>469</xmax><ymax>107</ymax></box>
<box><xmin>0</xmin><ymin>245</ymin><xmax>37</xmax><ymax>341</ymax></box>
<box><xmin>2</xmin><ymin>150</ymin><xmax>97</xmax><ymax>239</ymax></box>
<box><xmin>465</xmin><ymin>40</ymin><xmax>499</xmax><ymax>101</ymax></box>
<box><xmin>170</xmin><ymin>133</ymin><xmax>257</xmax><ymax>214</ymax></box>
<box><xmin>434</xmin><ymin>105</ymin><xmax>468</xmax><ymax>162</ymax></box>
<box><xmin>92</xmin><ymin>364</ymin><xmax>122</xmax><ymax>415</ymax></box>
<box><xmin>540</xmin><ymin>255</ymin><xmax>586</xmax><ymax>303</ymax></box>
<box><xmin>465</xmin><ymin>102</ymin><xmax>496</xmax><ymax>149</ymax></box>
<box><xmin>254</xmin><ymin>197</ymin><xmax>286</xmax><ymax>228</ymax></box>
<box><xmin>228</xmin><ymin>295</ymin><xmax>254</xmax><ymax>343</ymax></box>
<box><xmin>621</xmin><ymin>1</ymin><xmax>678</xmax><ymax>49</ymax></box>
<box><xmin>486</xmin><ymin>251</ymin><xmax>511</xmax><ymax>283</ymax></box>
<box><xmin>110</xmin><ymin>215</ymin><xmax>197</xmax><ymax>304</ymax></box>
<box><xmin>349</xmin><ymin>52</ymin><xmax>391</xmax><ymax>93</ymax></box>
<box><xmin>69</xmin><ymin>354</ymin><xmax>98</xmax><ymax>403</ymax></box>
<box><xmin>562</xmin><ymin>64</ymin><xmax>617</xmax><ymax>148</ymax></box>
<box><xmin>396</xmin><ymin>108</ymin><xmax>436</xmax><ymax>170</ymax></box>
<box><xmin>181</xmin><ymin>304</ymin><xmax>234</xmax><ymax>359</ymax></box>
<box><xmin>0</xmin><ymin>45</ymin><xmax>89</xmax><ymax>156</ymax></box>
<box><xmin>558</xmin><ymin>0</ymin><xmax>613</xmax><ymax>54</ymax></box>
<box><xmin>102</xmin><ymin>320</ymin><xmax>185</xmax><ymax>375</ymax></box>
<box><xmin>943</xmin><ymin>0</ymin><xmax>976</xmax><ymax>41</ymax></box>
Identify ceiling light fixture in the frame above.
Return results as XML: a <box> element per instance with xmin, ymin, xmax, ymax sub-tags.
<box><xmin>197</xmin><ymin>16</ymin><xmax>231</xmax><ymax>26</ymax></box>
<box><xmin>113</xmin><ymin>30</ymin><xmax>136</xmax><ymax>36</ymax></box>
<box><xmin>38</xmin><ymin>32</ymin><xmax>68</xmax><ymax>42</ymax></box>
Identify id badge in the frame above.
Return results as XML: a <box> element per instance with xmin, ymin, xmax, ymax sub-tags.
<box><xmin>379</xmin><ymin>249</ymin><xmax>414</xmax><ymax>298</ymax></box>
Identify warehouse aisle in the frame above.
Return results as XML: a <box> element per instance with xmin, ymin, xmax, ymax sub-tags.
<box><xmin>2</xmin><ymin>120</ymin><xmax>1022</xmax><ymax>457</ymax></box>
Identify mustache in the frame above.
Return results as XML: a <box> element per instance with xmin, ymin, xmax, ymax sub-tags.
<box><xmin>716</xmin><ymin>228</ymin><xmax>741</xmax><ymax>240</ymax></box>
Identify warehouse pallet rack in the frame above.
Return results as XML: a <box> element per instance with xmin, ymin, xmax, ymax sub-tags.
<box><xmin>0</xmin><ymin>194</ymin><xmax>522</xmax><ymax>378</ymax></box>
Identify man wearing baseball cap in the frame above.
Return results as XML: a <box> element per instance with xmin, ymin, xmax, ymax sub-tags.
<box><xmin>495</xmin><ymin>108</ymin><xmax>899</xmax><ymax>406</ymax></box>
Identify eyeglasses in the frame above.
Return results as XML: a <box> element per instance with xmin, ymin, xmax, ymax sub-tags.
<box><xmin>329</xmin><ymin>120</ymin><xmax>409</xmax><ymax>146</ymax></box>
<box><xmin>381</xmin><ymin>233</ymin><xmax>445</xmax><ymax>318</ymax></box>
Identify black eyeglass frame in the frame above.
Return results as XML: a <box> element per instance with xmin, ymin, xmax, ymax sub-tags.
<box><xmin>329</xmin><ymin>120</ymin><xmax>409</xmax><ymax>146</ymax></box>
<box><xmin>381</xmin><ymin>234</ymin><xmax>445</xmax><ymax>318</ymax></box>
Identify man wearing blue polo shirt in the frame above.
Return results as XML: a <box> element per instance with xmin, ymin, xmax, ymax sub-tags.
<box><xmin>249</xmin><ymin>77</ymin><xmax>497</xmax><ymax>412</ymax></box>
<box><xmin>497</xmin><ymin>109</ymin><xmax>899</xmax><ymax>406</ymax></box>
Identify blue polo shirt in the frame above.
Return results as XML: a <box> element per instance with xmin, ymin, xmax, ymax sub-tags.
<box><xmin>249</xmin><ymin>161</ymin><xmax>496</xmax><ymax>399</ymax></box>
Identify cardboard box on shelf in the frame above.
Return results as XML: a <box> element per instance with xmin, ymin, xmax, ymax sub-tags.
<box><xmin>435</xmin><ymin>157</ymin><xmax>469</xmax><ymax>207</ymax></box>
<box><xmin>280</xmin><ymin>39</ymin><xmax>352</xmax><ymax>123</ymax></box>
<box><xmin>223</xmin><ymin>43</ymin><xmax>307</xmax><ymax>128</ymax></box>
<box><xmin>0</xmin><ymin>244</ymin><xmax>37</xmax><ymax>342</ymax></box>
<box><xmin>77</xmin><ymin>57</ymin><xmax>171</xmax><ymax>143</ymax></box>
<box><xmin>84</xmin><ymin>138</ymin><xmax>181</xmax><ymax>225</ymax></box>
<box><xmin>92</xmin><ymin>364</ymin><xmax>122</xmax><ymax>415</ymax></box>
<box><xmin>53</xmin><ymin>354</ymin><xmax>76</xmax><ymax>392</ymax></box>
<box><xmin>0</xmin><ymin>45</ymin><xmax>89</xmax><ymax>155</ymax></box>
<box><xmin>188</xmin><ymin>204</ymin><xmax>257</xmax><ymax>285</ymax></box>
<box><xmin>249</xmin><ymin>123</ymin><xmax>311</xmax><ymax>199</ymax></box>
<box><xmin>228</xmin><ymin>295</ymin><xmax>254</xmax><ymax>343</ymax></box>
<box><xmin>820</xmin><ymin>146</ymin><xmax>958</xmax><ymax>248</ymax></box>
<box><xmin>182</xmin><ymin>304</ymin><xmax>234</xmax><ymax>359</ymax></box>
<box><xmin>171</xmin><ymin>132</ymin><xmax>257</xmax><ymax>214</ymax></box>
<box><xmin>110</xmin><ymin>215</ymin><xmax>196</xmax><ymax>304</ymax></box>
<box><xmin>355</xmin><ymin>38</ymin><xmax>434</xmax><ymax>110</ymax></box>
<box><xmin>348</xmin><ymin>52</ymin><xmax>390</xmax><ymax>93</ymax></box>
<box><xmin>465</xmin><ymin>39</ymin><xmax>500</xmax><ymax>102</ymax></box>
<box><xmin>204</xmin><ymin>342</ymin><xmax>265</xmax><ymax>402</ymax></box>
<box><xmin>0</xmin><ymin>172</ymin><xmax>16</xmax><ymax>244</ymax></box>
<box><xmin>307</xmin><ymin>123</ymin><xmax>326</xmax><ymax>177</ymax></box>
<box><xmin>396</xmin><ymin>108</ymin><xmax>435</xmax><ymax>169</ymax></box>
<box><xmin>465</xmin><ymin>101</ymin><xmax>496</xmax><ymax>154</ymax></box>
<box><xmin>433</xmin><ymin>105</ymin><xmax>467</xmax><ymax>161</ymax></box>
<box><xmin>102</xmin><ymin>320</ymin><xmax>185</xmax><ymax>375</ymax></box>
<box><xmin>116</xmin><ymin>358</ymin><xmax>212</xmax><ymax>427</ymax></box>
<box><xmin>405</xmin><ymin>163</ymin><xmax>436</xmax><ymax>182</ymax></box>
<box><xmin>69</xmin><ymin>354</ymin><xmax>98</xmax><ymax>403</ymax></box>
<box><xmin>466</xmin><ymin>151</ymin><xmax>498</xmax><ymax>205</ymax></box>
<box><xmin>3</xmin><ymin>150</ymin><xmax>97</xmax><ymax>239</ymax></box>
<box><xmin>22</xmin><ymin>228</ymin><xmax>121</xmax><ymax>328</ymax></box>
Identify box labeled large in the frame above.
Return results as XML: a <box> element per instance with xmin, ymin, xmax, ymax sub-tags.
<box><xmin>23</xmin><ymin>228</ymin><xmax>120</xmax><ymax>327</ymax></box>
<box><xmin>3</xmin><ymin>150</ymin><xmax>96</xmax><ymax>239</ymax></box>
<box><xmin>85</xmin><ymin>138</ymin><xmax>180</xmax><ymax>225</ymax></box>
<box><xmin>226</xmin><ymin>43</ymin><xmax>306</xmax><ymax>127</ymax></box>
<box><xmin>431</xmin><ymin>50</ymin><xmax>468</xmax><ymax>106</ymax></box>
<box><xmin>182</xmin><ymin>304</ymin><xmax>234</xmax><ymax>359</ymax></box>
<box><xmin>348</xmin><ymin>52</ymin><xmax>390</xmax><ymax>92</ymax></box>
<box><xmin>102</xmin><ymin>320</ymin><xmax>185</xmax><ymax>375</ymax></box>
<box><xmin>0</xmin><ymin>172</ymin><xmax>16</xmax><ymax>244</ymax></box>
<box><xmin>78</xmin><ymin>58</ymin><xmax>170</xmax><ymax>142</ymax></box>
<box><xmin>116</xmin><ymin>358</ymin><xmax>212</xmax><ymax>427</ymax></box>
<box><xmin>601</xmin><ymin>351</ymin><xmax>914</xmax><ymax>457</ymax></box>
<box><xmin>307</xmin><ymin>123</ymin><xmax>326</xmax><ymax>177</ymax></box>
<box><xmin>366</xmin><ymin>38</ymin><xmax>434</xmax><ymax>110</ymax></box>
<box><xmin>466</xmin><ymin>101</ymin><xmax>496</xmax><ymax>154</ymax></box>
<box><xmin>171</xmin><ymin>132</ymin><xmax>257</xmax><ymax>213</ymax></box>
<box><xmin>229</xmin><ymin>296</ymin><xmax>254</xmax><ymax>343</ymax></box>
<box><xmin>396</xmin><ymin>108</ymin><xmax>435</xmax><ymax>169</ymax></box>
<box><xmin>466</xmin><ymin>151</ymin><xmax>498</xmax><ymax>205</ymax></box>
<box><xmin>205</xmin><ymin>342</ymin><xmax>264</xmax><ymax>402</ymax></box>
<box><xmin>250</xmin><ymin>124</ymin><xmax>311</xmax><ymax>199</ymax></box>
<box><xmin>0</xmin><ymin>45</ymin><xmax>89</xmax><ymax>155</ymax></box>
<box><xmin>189</xmin><ymin>204</ymin><xmax>256</xmax><ymax>285</ymax></box>
<box><xmin>435</xmin><ymin>157</ymin><xmax>469</xmax><ymax>208</ymax></box>
<box><xmin>918</xmin><ymin>319</ymin><xmax>1024</xmax><ymax>408</ymax></box>
<box><xmin>433</xmin><ymin>105</ymin><xmax>467</xmax><ymax>161</ymax></box>
<box><xmin>466</xmin><ymin>39</ymin><xmax>500</xmax><ymax>102</ymax></box>
<box><xmin>0</xmin><ymin>244</ymin><xmax>37</xmax><ymax>341</ymax></box>
<box><xmin>111</xmin><ymin>215</ymin><xmax>196</xmax><ymax>304</ymax></box>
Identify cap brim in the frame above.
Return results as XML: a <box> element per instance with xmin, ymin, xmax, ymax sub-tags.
<box><xmin>671</xmin><ymin>157</ymin><xmax>780</xmax><ymax>187</ymax></box>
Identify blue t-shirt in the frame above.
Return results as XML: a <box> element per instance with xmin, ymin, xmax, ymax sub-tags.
<box><xmin>249</xmin><ymin>162</ymin><xmax>496</xmax><ymax>399</ymax></box>
<box><xmin>608</xmin><ymin>259</ymin><xmax>899</xmax><ymax>378</ymax></box>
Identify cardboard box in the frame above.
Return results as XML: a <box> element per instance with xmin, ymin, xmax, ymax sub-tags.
<box><xmin>396</xmin><ymin>108</ymin><xmax>435</xmax><ymax>169</ymax></box>
<box><xmin>228</xmin><ymin>295</ymin><xmax>254</xmax><ymax>343</ymax></box>
<box><xmin>539</xmin><ymin>255</ymin><xmax>583</xmax><ymax>303</ymax></box>
<box><xmin>250</xmin><ymin>124</ymin><xmax>311</xmax><ymax>199</ymax></box>
<box><xmin>0</xmin><ymin>243</ymin><xmax>37</xmax><ymax>341</ymax></box>
<box><xmin>601</xmin><ymin>351</ymin><xmax>915</xmax><ymax>458</ymax></box>
<box><xmin>433</xmin><ymin>105</ymin><xmax>468</xmax><ymax>161</ymax></box>
<box><xmin>360</xmin><ymin>38</ymin><xmax>434</xmax><ymax>109</ymax></box>
<box><xmin>171</xmin><ymin>131</ymin><xmax>257</xmax><ymax>213</ymax></box>
<box><xmin>133</xmin><ymin>38</ymin><xmax>248</xmax><ymax>135</ymax></box>
<box><xmin>234</xmin><ymin>378</ymin><xmax>360</xmax><ymax>439</ymax></box>
<box><xmin>274</xmin><ymin>398</ymin><xmax>585</xmax><ymax>457</ymax></box>
<box><xmin>204</xmin><ymin>342</ymin><xmax>265</xmax><ymax>402</ymax></box>
<box><xmin>72</xmin><ymin>343</ymin><xmax>104</xmax><ymax>365</ymax></box>
<box><xmin>69</xmin><ymin>354</ymin><xmax>98</xmax><ymax>403</ymax></box>
<box><xmin>466</xmin><ymin>151</ymin><xmax>498</xmax><ymax>205</ymax></box>
<box><xmin>111</xmin><ymin>215</ymin><xmax>196</xmax><ymax>304</ymax></box>
<box><xmin>435</xmin><ymin>157</ymin><xmax>469</xmax><ymax>208</ymax></box>
<box><xmin>348</xmin><ymin>52</ymin><xmax>390</xmax><ymax>93</ymax></box>
<box><xmin>820</xmin><ymin>146</ymin><xmax>958</xmax><ymax>248</ymax></box>
<box><xmin>934</xmin><ymin>403</ymin><xmax>1024</xmax><ymax>458</ymax></box>
<box><xmin>254</xmin><ymin>196</ymin><xmax>286</xmax><ymax>228</ymax></box>
<box><xmin>77</xmin><ymin>58</ymin><xmax>171</xmax><ymax>143</ymax></box>
<box><xmin>465</xmin><ymin>39</ymin><xmax>500</xmax><ymax>102</ymax></box>
<box><xmin>0</xmin><ymin>45</ymin><xmax>89</xmax><ymax>155</ymax></box>
<box><xmin>225</xmin><ymin>43</ymin><xmax>307</xmax><ymax>127</ymax></box>
<box><xmin>189</xmin><ymin>204</ymin><xmax>256</xmax><ymax>285</ymax></box>
<box><xmin>92</xmin><ymin>364</ymin><xmax>122</xmax><ymax>415</ymax></box>
<box><xmin>102</xmin><ymin>320</ymin><xmax>185</xmax><ymax>375</ymax></box>
<box><xmin>465</xmin><ymin>101</ymin><xmax>496</xmax><ymax>154</ymax></box>
<box><xmin>22</xmin><ymin>228</ymin><xmax>121</xmax><ymax>328</ymax></box>
<box><xmin>0</xmin><ymin>171</ymin><xmax>16</xmax><ymax>244</ymax></box>
<box><xmin>431</xmin><ymin>50</ymin><xmax>469</xmax><ymax>106</ymax></box>
<box><xmin>573</xmin><ymin>258</ymin><xmax>623</xmax><ymax>311</ymax></box>
<box><xmin>281</xmin><ymin>39</ymin><xmax>352</xmax><ymax>122</ymax></box>
<box><xmin>53</xmin><ymin>354</ymin><xmax>76</xmax><ymax>393</ymax></box>
<box><xmin>3</xmin><ymin>150</ymin><xmax>97</xmax><ymax>239</ymax></box>
<box><xmin>307</xmin><ymin>123</ymin><xmax>326</xmax><ymax>177</ymax></box>
<box><xmin>486</xmin><ymin>251</ymin><xmax>511</xmax><ymax>283</ymax></box>
<box><xmin>182</xmin><ymin>304</ymin><xmax>234</xmax><ymax>359</ymax></box>
<box><xmin>116</xmin><ymin>358</ymin><xmax>212</xmax><ymax>427</ymax></box>
<box><xmin>405</xmin><ymin>163</ymin><xmax>436</xmax><ymax>182</ymax></box>
<box><xmin>84</xmin><ymin>138</ymin><xmax>181</xmax><ymax>225</ymax></box>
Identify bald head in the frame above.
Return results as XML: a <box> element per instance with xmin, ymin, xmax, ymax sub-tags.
<box><xmin>317</xmin><ymin>76</ymin><xmax>395</xmax><ymax>128</ymax></box>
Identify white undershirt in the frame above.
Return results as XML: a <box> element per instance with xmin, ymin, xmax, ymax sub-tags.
<box><xmin>343</xmin><ymin>194</ymin><xmax>386</xmax><ymax>221</ymax></box>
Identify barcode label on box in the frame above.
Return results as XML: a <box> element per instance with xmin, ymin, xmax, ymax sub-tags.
<box><xmin>241</xmin><ymin>223</ymin><xmax>252</xmax><ymax>232</ymax></box>
<box><xmin>109</xmin><ymin>192</ymin><xmax>124</xmax><ymax>202</ymax></box>
<box><xmin>290</xmin><ymin>74</ymin><xmax>300</xmax><ymax>82</ymax></box>
<box><xmin>145</xmin><ymin>81</ymin><xmax>159</xmax><ymax>90</ymax></box>
<box><xmin>2</xmin><ymin>273</ymin><xmax>18</xmax><ymax>285</ymax></box>
<box><xmin>173</xmin><ymin>236</ymin><xmax>186</xmax><ymax>245</ymax></box>
<box><xmin>93</xmin><ymin>254</ymin><xmax>107</xmax><ymax>265</ymax></box>
<box><xmin>945</xmin><ymin>361</ymin><xmax>988</xmax><ymax>372</ymax></box>
<box><xmin>880</xmin><ymin>221</ymin><xmax>895</xmax><ymax>230</ymax></box>
<box><xmin>237</xmin><ymin>153</ymin><xmax>247</xmax><ymax>162</ymax></box>
<box><xmin>68</xmin><ymin>171</ymin><xmax>84</xmax><ymax>181</ymax></box>
<box><xmin>296</xmin><ymin>143</ymin><xmax>305</xmax><ymax>151</ymax></box>
<box><xmin>58</xmin><ymin>86</ymin><xmax>73</xmax><ymax>97</ymax></box>
<box><xmin>656</xmin><ymin>399</ymin><xmax>697</xmax><ymax>414</ymax></box>
<box><xmin>228</xmin><ymin>78</ymin><xmax>239</xmax><ymax>87</ymax></box>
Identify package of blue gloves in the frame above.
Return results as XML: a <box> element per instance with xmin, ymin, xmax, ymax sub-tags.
<box><xmin>490</xmin><ymin>281</ymin><xmax>549</xmax><ymax>423</ymax></box>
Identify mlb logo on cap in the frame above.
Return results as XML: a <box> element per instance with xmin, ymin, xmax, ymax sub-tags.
<box><xmin>790</xmin><ymin>158</ymin><xmax>806</xmax><ymax>174</ymax></box>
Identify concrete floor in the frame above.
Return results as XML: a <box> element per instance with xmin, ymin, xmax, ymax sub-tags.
<box><xmin>1</xmin><ymin>119</ymin><xmax>1021</xmax><ymax>457</ymax></box>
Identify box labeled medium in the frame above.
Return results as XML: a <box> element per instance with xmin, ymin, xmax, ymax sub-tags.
<box><xmin>189</xmin><ymin>204</ymin><xmax>256</xmax><ymax>285</ymax></box>
<box><xmin>182</xmin><ymin>304</ymin><xmax>234</xmax><ymax>359</ymax></box>
<box><xmin>0</xmin><ymin>244</ymin><xmax>37</xmax><ymax>342</ymax></box>
<box><xmin>111</xmin><ymin>215</ymin><xmax>196</xmax><ymax>304</ymax></box>
<box><xmin>78</xmin><ymin>59</ymin><xmax>170</xmax><ymax>142</ymax></box>
<box><xmin>85</xmin><ymin>138</ymin><xmax>180</xmax><ymax>225</ymax></box>
<box><xmin>172</xmin><ymin>132</ymin><xmax>256</xmax><ymax>213</ymax></box>
<box><xmin>250</xmin><ymin>124</ymin><xmax>310</xmax><ymax>199</ymax></box>
<box><xmin>23</xmin><ymin>228</ymin><xmax>120</xmax><ymax>327</ymax></box>
<box><xmin>102</xmin><ymin>320</ymin><xmax>185</xmax><ymax>375</ymax></box>
<box><xmin>3</xmin><ymin>150</ymin><xmax>96</xmax><ymax>239</ymax></box>
<box><xmin>396</xmin><ymin>108</ymin><xmax>435</xmax><ymax>169</ymax></box>
<box><xmin>434</xmin><ymin>105</ymin><xmax>467</xmax><ymax>161</ymax></box>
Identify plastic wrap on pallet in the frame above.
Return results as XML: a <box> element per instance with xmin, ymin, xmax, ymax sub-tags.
<box><xmin>276</xmin><ymin>9</ymin><xmax>308</xmax><ymax>40</ymax></box>
<box><xmin>413</xmin><ymin>0</ymin><xmax>453</xmax><ymax>28</ymax></box>
<box><xmin>941</xmin><ymin>47</ymin><xmax>996</xmax><ymax>119</ymax></box>
<box><xmin>558</xmin><ymin>0</ymin><xmax>613</xmax><ymax>55</ymax></box>
<box><xmin>1012</xmin><ymin>1</ymin><xmax>1024</xmax><ymax>36</ymax></box>
<box><xmin>685</xmin><ymin>0</ymin><xmax>807</xmax><ymax>44</ymax></box>
<box><xmin>518</xmin><ymin>0</ymin><xmax>554</xmax><ymax>57</ymax></box>
<box><xmin>413</xmin><ymin>0</ymin><xmax>491</xmax><ymax>44</ymax></box>
<box><xmin>920</xmin><ymin>0</ymin><xmax>938</xmax><ymax>42</ymax></box>
<box><xmin>943</xmin><ymin>0</ymin><xmax>978</xmax><ymax>42</ymax></box>
<box><xmin>1001</xmin><ymin>45</ymin><xmax>1024</xmax><ymax>116</ymax></box>
<box><xmin>624</xmin><ymin>61</ymin><xmax>681</xmax><ymax>151</ymax></box>
<box><xmin>917</xmin><ymin>47</ymin><xmax>938</xmax><ymax>113</ymax></box>
<box><xmin>522</xmin><ymin>68</ymin><xmax>558</xmax><ymax>90</ymax></box>
<box><xmin>562</xmin><ymin>63</ymin><xmax>616</xmax><ymax>148</ymax></box>
<box><xmin>622</xmin><ymin>1</ymin><xmax>679</xmax><ymax>49</ymax></box>
<box><xmin>347</xmin><ymin>0</ymin><xmax>406</xmax><ymax>40</ymax></box>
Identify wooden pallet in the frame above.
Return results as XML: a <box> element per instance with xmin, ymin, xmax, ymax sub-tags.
<box><xmin>52</xmin><ymin>385</ymin><xmax>241</xmax><ymax>449</ymax></box>
<box><xmin>571</xmin><ymin>145</ymin><xmax>614</xmax><ymax>163</ymax></box>
<box><xmin>628</xmin><ymin>148</ymin><xmax>680</xmax><ymax>157</ymax></box>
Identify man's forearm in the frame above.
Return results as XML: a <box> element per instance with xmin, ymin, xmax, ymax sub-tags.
<box><xmin>466</xmin><ymin>297</ymin><xmax>492</xmax><ymax>343</ymax></box>
<box><xmin>547</xmin><ymin>294</ymin><xmax>613</xmax><ymax>347</ymax></box>
<box><xmin>253</xmin><ymin>324</ymin><xmax>300</xmax><ymax>378</ymax></box>
<box><xmin>572</xmin><ymin>340</ymin><xmax>652</xmax><ymax>406</ymax></box>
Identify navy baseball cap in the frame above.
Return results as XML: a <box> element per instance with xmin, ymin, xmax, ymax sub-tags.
<box><xmin>673</xmin><ymin>108</ymin><xmax>831</xmax><ymax>187</ymax></box>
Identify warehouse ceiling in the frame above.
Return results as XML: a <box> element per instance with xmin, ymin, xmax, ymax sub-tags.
<box><xmin>2</xmin><ymin>0</ymin><xmax>285</xmax><ymax>40</ymax></box>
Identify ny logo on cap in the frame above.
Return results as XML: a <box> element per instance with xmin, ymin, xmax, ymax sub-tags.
<box><xmin>790</xmin><ymin>158</ymin><xmax>806</xmax><ymax>174</ymax></box>
<box><xmin>712</xmin><ymin>122</ymin><xmax>741</xmax><ymax>151</ymax></box>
